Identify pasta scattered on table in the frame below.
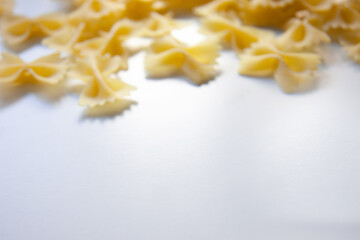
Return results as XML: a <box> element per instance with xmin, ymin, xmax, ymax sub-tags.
<box><xmin>0</xmin><ymin>0</ymin><xmax>360</xmax><ymax>114</ymax></box>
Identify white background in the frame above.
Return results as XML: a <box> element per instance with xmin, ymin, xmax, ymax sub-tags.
<box><xmin>1</xmin><ymin>1</ymin><xmax>360</xmax><ymax>240</ymax></box>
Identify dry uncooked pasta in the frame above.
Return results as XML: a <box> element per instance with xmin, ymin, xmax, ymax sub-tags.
<box><xmin>238</xmin><ymin>41</ymin><xmax>322</xmax><ymax>93</ymax></box>
<box><xmin>1</xmin><ymin>13</ymin><xmax>65</xmax><ymax>46</ymax></box>
<box><xmin>69</xmin><ymin>55</ymin><xmax>135</xmax><ymax>107</ymax></box>
<box><xmin>0</xmin><ymin>52</ymin><xmax>67</xmax><ymax>84</ymax></box>
<box><xmin>276</xmin><ymin>14</ymin><xmax>331</xmax><ymax>51</ymax></box>
<box><xmin>145</xmin><ymin>35</ymin><xmax>220</xmax><ymax>84</ymax></box>
<box><xmin>201</xmin><ymin>15</ymin><xmax>274</xmax><ymax>52</ymax></box>
<box><xmin>0</xmin><ymin>0</ymin><xmax>360</xmax><ymax>114</ymax></box>
<box><xmin>74</xmin><ymin>19</ymin><xmax>139</xmax><ymax>61</ymax></box>
<box><xmin>0</xmin><ymin>0</ymin><xmax>13</xmax><ymax>16</ymax></box>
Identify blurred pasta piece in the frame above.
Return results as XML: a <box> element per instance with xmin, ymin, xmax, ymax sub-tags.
<box><xmin>201</xmin><ymin>15</ymin><xmax>274</xmax><ymax>52</ymax></box>
<box><xmin>1</xmin><ymin>13</ymin><xmax>66</xmax><ymax>46</ymax></box>
<box><xmin>145</xmin><ymin>35</ymin><xmax>220</xmax><ymax>84</ymax></box>
<box><xmin>69</xmin><ymin>55</ymin><xmax>135</xmax><ymax>107</ymax></box>
<box><xmin>276</xmin><ymin>12</ymin><xmax>331</xmax><ymax>52</ymax></box>
<box><xmin>238</xmin><ymin>41</ymin><xmax>322</xmax><ymax>93</ymax></box>
<box><xmin>0</xmin><ymin>52</ymin><xmax>67</xmax><ymax>85</ymax></box>
<box><xmin>0</xmin><ymin>0</ymin><xmax>13</xmax><ymax>16</ymax></box>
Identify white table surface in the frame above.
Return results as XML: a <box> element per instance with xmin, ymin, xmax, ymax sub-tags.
<box><xmin>1</xmin><ymin>1</ymin><xmax>360</xmax><ymax>240</ymax></box>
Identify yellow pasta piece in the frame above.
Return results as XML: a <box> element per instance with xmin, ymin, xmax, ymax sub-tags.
<box><xmin>300</xmin><ymin>0</ymin><xmax>334</xmax><ymax>12</ymax></box>
<box><xmin>145</xmin><ymin>35</ymin><xmax>220</xmax><ymax>84</ymax></box>
<box><xmin>69</xmin><ymin>55</ymin><xmax>135</xmax><ymax>107</ymax></box>
<box><xmin>276</xmin><ymin>14</ymin><xmax>331</xmax><ymax>51</ymax></box>
<box><xmin>139</xmin><ymin>12</ymin><xmax>183</xmax><ymax>38</ymax></box>
<box><xmin>201</xmin><ymin>15</ymin><xmax>275</xmax><ymax>52</ymax></box>
<box><xmin>164</xmin><ymin>0</ymin><xmax>213</xmax><ymax>12</ymax></box>
<box><xmin>69</xmin><ymin>0</ymin><xmax>124</xmax><ymax>34</ymax></box>
<box><xmin>122</xmin><ymin>0</ymin><xmax>167</xmax><ymax>20</ymax></box>
<box><xmin>241</xmin><ymin>0</ymin><xmax>300</xmax><ymax>27</ymax></box>
<box><xmin>0</xmin><ymin>0</ymin><xmax>13</xmax><ymax>16</ymax></box>
<box><xmin>343</xmin><ymin>43</ymin><xmax>360</xmax><ymax>63</ymax></box>
<box><xmin>1</xmin><ymin>13</ymin><xmax>66</xmax><ymax>46</ymax></box>
<box><xmin>321</xmin><ymin>1</ymin><xmax>360</xmax><ymax>32</ymax></box>
<box><xmin>194</xmin><ymin>0</ymin><xmax>245</xmax><ymax>20</ymax></box>
<box><xmin>0</xmin><ymin>52</ymin><xmax>67</xmax><ymax>85</ymax></box>
<box><xmin>43</xmin><ymin>23</ymin><xmax>87</xmax><ymax>53</ymax></box>
<box><xmin>74</xmin><ymin>19</ymin><xmax>139</xmax><ymax>62</ymax></box>
<box><xmin>239</xmin><ymin>41</ymin><xmax>322</xmax><ymax>93</ymax></box>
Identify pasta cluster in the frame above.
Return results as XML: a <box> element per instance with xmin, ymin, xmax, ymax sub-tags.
<box><xmin>0</xmin><ymin>0</ymin><xmax>359</xmax><ymax>114</ymax></box>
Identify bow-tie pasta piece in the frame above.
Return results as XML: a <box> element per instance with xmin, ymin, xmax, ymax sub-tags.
<box><xmin>165</xmin><ymin>0</ymin><xmax>213</xmax><ymax>12</ymax></box>
<box><xmin>0</xmin><ymin>52</ymin><xmax>67</xmax><ymax>85</ymax></box>
<box><xmin>201</xmin><ymin>15</ymin><xmax>275</xmax><ymax>52</ymax></box>
<box><xmin>0</xmin><ymin>0</ymin><xmax>13</xmax><ymax>16</ymax></box>
<box><xmin>74</xmin><ymin>20</ymin><xmax>139</xmax><ymax>63</ymax></box>
<box><xmin>300</xmin><ymin>0</ymin><xmax>334</xmax><ymax>12</ymax></box>
<box><xmin>1</xmin><ymin>13</ymin><xmax>66</xmax><ymax>46</ymax></box>
<box><xmin>194</xmin><ymin>0</ymin><xmax>245</xmax><ymax>20</ymax></box>
<box><xmin>69</xmin><ymin>56</ymin><xmax>135</xmax><ymax>107</ymax></box>
<box><xmin>337</xmin><ymin>31</ymin><xmax>360</xmax><ymax>63</ymax></box>
<box><xmin>322</xmin><ymin>1</ymin><xmax>360</xmax><ymax>32</ymax></box>
<box><xmin>43</xmin><ymin>23</ymin><xmax>87</xmax><ymax>53</ymax></box>
<box><xmin>123</xmin><ymin>0</ymin><xmax>167</xmax><ymax>20</ymax></box>
<box><xmin>276</xmin><ymin>17</ymin><xmax>331</xmax><ymax>51</ymax></box>
<box><xmin>343</xmin><ymin>43</ymin><xmax>360</xmax><ymax>63</ymax></box>
<box><xmin>238</xmin><ymin>41</ymin><xmax>322</xmax><ymax>93</ymax></box>
<box><xmin>145</xmin><ymin>35</ymin><xmax>221</xmax><ymax>85</ymax></box>
<box><xmin>69</xmin><ymin>0</ymin><xmax>124</xmax><ymax>33</ymax></box>
<box><xmin>139</xmin><ymin>12</ymin><xmax>184</xmax><ymax>38</ymax></box>
<box><xmin>242</xmin><ymin>0</ymin><xmax>300</xmax><ymax>27</ymax></box>
<box><xmin>274</xmin><ymin>60</ymin><xmax>317</xmax><ymax>93</ymax></box>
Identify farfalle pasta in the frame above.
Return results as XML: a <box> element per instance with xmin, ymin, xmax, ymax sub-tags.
<box><xmin>201</xmin><ymin>15</ymin><xmax>275</xmax><ymax>52</ymax></box>
<box><xmin>122</xmin><ymin>0</ymin><xmax>167</xmax><ymax>20</ymax></box>
<box><xmin>194</xmin><ymin>0</ymin><xmax>244</xmax><ymax>20</ymax></box>
<box><xmin>0</xmin><ymin>52</ymin><xmax>67</xmax><ymax>85</ymax></box>
<box><xmin>0</xmin><ymin>0</ymin><xmax>13</xmax><ymax>16</ymax></box>
<box><xmin>42</xmin><ymin>23</ymin><xmax>87</xmax><ymax>53</ymax></box>
<box><xmin>317</xmin><ymin>1</ymin><xmax>360</xmax><ymax>32</ymax></box>
<box><xmin>74</xmin><ymin>19</ymin><xmax>139</xmax><ymax>62</ymax></box>
<box><xmin>238</xmin><ymin>41</ymin><xmax>322</xmax><ymax>93</ymax></box>
<box><xmin>145</xmin><ymin>35</ymin><xmax>220</xmax><ymax>84</ymax></box>
<box><xmin>241</xmin><ymin>0</ymin><xmax>300</xmax><ymax>27</ymax></box>
<box><xmin>0</xmin><ymin>0</ymin><xmax>360</xmax><ymax>116</ymax></box>
<box><xmin>276</xmin><ymin>14</ymin><xmax>331</xmax><ymax>51</ymax></box>
<box><xmin>138</xmin><ymin>12</ymin><xmax>183</xmax><ymax>38</ymax></box>
<box><xmin>1</xmin><ymin>13</ymin><xmax>66</xmax><ymax>46</ymax></box>
<box><xmin>69</xmin><ymin>55</ymin><xmax>135</xmax><ymax>107</ymax></box>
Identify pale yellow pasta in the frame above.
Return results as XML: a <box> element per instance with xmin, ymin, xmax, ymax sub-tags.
<box><xmin>300</xmin><ymin>0</ymin><xmax>334</xmax><ymax>12</ymax></box>
<box><xmin>322</xmin><ymin>1</ymin><xmax>360</xmax><ymax>32</ymax></box>
<box><xmin>194</xmin><ymin>0</ymin><xmax>245</xmax><ymax>20</ymax></box>
<box><xmin>251</xmin><ymin>0</ymin><xmax>295</xmax><ymax>8</ymax></box>
<box><xmin>241</xmin><ymin>0</ymin><xmax>299</xmax><ymax>27</ymax></box>
<box><xmin>201</xmin><ymin>15</ymin><xmax>275</xmax><ymax>52</ymax></box>
<box><xmin>274</xmin><ymin>60</ymin><xmax>316</xmax><ymax>93</ymax></box>
<box><xmin>1</xmin><ymin>13</ymin><xmax>66</xmax><ymax>46</ymax></box>
<box><xmin>343</xmin><ymin>43</ymin><xmax>360</xmax><ymax>63</ymax></box>
<box><xmin>0</xmin><ymin>52</ymin><xmax>67</xmax><ymax>85</ymax></box>
<box><xmin>276</xmin><ymin>16</ymin><xmax>331</xmax><ymax>51</ymax></box>
<box><xmin>74</xmin><ymin>19</ymin><xmax>139</xmax><ymax>62</ymax></box>
<box><xmin>164</xmin><ymin>0</ymin><xmax>213</xmax><ymax>12</ymax></box>
<box><xmin>69</xmin><ymin>0</ymin><xmax>124</xmax><ymax>34</ymax></box>
<box><xmin>145</xmin><ymin>35</ymin><xmax>220</xmax><ymax>84</ymax></box>
<box><xmin>43</xmin><ymin>23</ymin><xmax>87</xmax><ymax>53</ymax></box>
<box><xmin>0</xmin><ymin>0</ymin><xmax>13</xmax><ymax>16</ymax></box>
<box><xmin>122</xmin><ymin>0</ymin><xmax>167</xmax><ymax>20</ymax></box>
<box><xmin>138</xmin><ymin>12</ymin><xmax>183</xmax><ymax>38</ymax></box>
<box><xmin>238</xmin><ymin>41</ymin><xmax>322</xmax><ymax>93</ymax></box>
<box><xmin>69</xmin><ymin>55</ymin><xmax>135</xmax><ymax>107</ymax></box>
